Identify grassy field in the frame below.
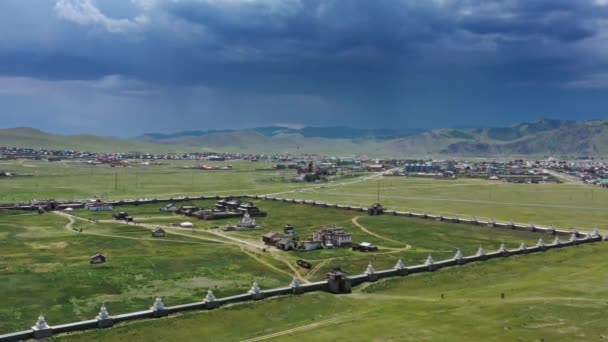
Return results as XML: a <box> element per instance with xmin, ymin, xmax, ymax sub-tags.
<box><xmin>1</xmin><ymin>158</ymin><xmax>607</xmax><ymax>231</ymax></box>
<box><xmin>0</xmin><ymin>160</ymin><xmax>303</xmax><ymax>202</ymax></box>
<box><xmin>0</xmin><ymin>198</ymin><xmax>549</xmax><ymax>333</ymax></box>
<box><xmin>290</xmin><ymin>177</ymin><xmax>608</xmax><ymax>231</ymax></box>
<box><xmin>1</xmin><ymin>158</ymin><xmax>607</xmax><ymax>340</ymax></box>
<box><xmin>56</xmin><ymin>242</ymin><xmax>608</xmax><ymax>342</ymax></box>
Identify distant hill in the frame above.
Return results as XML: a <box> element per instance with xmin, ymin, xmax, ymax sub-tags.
<box><xmin>0</xmin><ymin>127</ymin><xmax>188</xmax><ymax>153</ymax></box>
<box><xmin>2</xmin><ymin>119</ymin><xmax>608</xmax><ymax>157</ymax></box>
<box><xmin>140</xmin><ymin>120</ymin><xmax>608</xmax><ymax>157</ymax></box>
<box><xmin>386</xmin><ymin>119</ymin><xmax>608</xmax><ymax>158</ymax></box>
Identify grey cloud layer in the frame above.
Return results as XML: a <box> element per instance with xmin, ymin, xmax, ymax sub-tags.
<box><xmin>0</xmin><ymin>0</ymin><xmax>607</xmax><ymax>135</ymax></box>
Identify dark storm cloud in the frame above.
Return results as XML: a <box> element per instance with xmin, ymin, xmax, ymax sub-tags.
<box><xmin>0</xmin><ymin>0</ymin><xmax>607</xmax><ymax>135</ymax></box>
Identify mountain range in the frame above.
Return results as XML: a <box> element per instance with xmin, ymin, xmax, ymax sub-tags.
<box><xmin>1</xmin><ymin>119</ymin><xmax>608</xmax><ymax>157</ymax></box>
<box><xmin>138</xmin><ymin>119</ymin><xmax>608</xmax><ymax>157</ymax></box>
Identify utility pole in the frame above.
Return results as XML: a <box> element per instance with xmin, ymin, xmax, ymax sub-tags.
<box><xmin>377</xmin><ymin>181</ymin><xmax>380</xmax><ymax>202</ymax></box>
<box><xmin>115</xmin><ymin>172</ymin><xmax>118</xmax><ymax>191</ymax></box>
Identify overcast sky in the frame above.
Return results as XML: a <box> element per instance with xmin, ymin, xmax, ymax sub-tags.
<box><xmin>1</xmin><ymin>0</ymin><xmax>608</xmax><ymax>136</ymax></box>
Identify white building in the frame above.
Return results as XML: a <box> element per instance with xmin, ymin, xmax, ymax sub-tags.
<box><xmin>312</xmin><ymin>226</ymin><xmax>352</xmax><ymax>247</ymax></box>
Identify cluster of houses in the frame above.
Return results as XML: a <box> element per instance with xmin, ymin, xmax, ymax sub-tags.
<box><xmin>261</xmin><ymin>225</ymin><xmax>358</xmax><ymax>252</ymax></box>
<box><xmin>0</xmin><ymin>145</ymin><xmax>336</xmax><ymax>164</ymax></box>
<box><xmin>112</xmin><ymin>211</ymin><xmax>133</xmax><ymax>222</ymax></box>
<box><xmin>547</xmin><ymin>159</ymin><xmax>608</xmax><ymax>187</ymax></box>
<box><xmin>262</xmin><ymin>224</ymin><xmax>296</xmax><ymax>250</ymax></box>
<box><xmin>182</xmin><ymin>164</ymin><xmax>233</xmax><ymax>171</ymax></box>
<box><xmin>159</xmin><ymin>198</ymin><xmax>266</xmax><ymax>220</ymax></box>
<box><xmin>378</xmin><ymin>159</ymin><xmax>560</xmax><ymax>183</ymax></box>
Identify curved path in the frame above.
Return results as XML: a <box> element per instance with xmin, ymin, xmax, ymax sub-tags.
<box><xmin>351</xmin><ymin>216</ymin><xmax>411</xmax><ymax>248</ymax></box>
<box><xmin>54</xmin><ymin>211</ymin><xmax>214</xmax><ymax>245</ymax></box>
<box><xmin>303</xmin><ymin>217</ymin><xmax>411</xmax><ymax>281</ymax></box>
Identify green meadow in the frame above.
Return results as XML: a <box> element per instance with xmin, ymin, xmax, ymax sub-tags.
<box><xmin>0</xmin><ymin>158</ymin><xmax>607</xmax><ymax>340</ymax></box>
<box><xmin>56</xmin><ymin>243</ymin><xmax>608</xmax><ymax>342</ymax></box>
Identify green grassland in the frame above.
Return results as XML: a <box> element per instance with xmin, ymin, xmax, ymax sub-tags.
<box><xmin>56</xmin><ymin>243</ymin><xmax>608</xmax><ymax>342</ymax></box>
<box><xmin>293</xmin><ymin>177</ymin><xmax>608</xmax><ymax>231</ymax></box>
<box><xmin>0</xmin><ymin>198</ymin><xmax>549</xmax><ymax>334</ymax></box>
<box><xmin>1</xmin><ymin>159</ymin><xmax>608</xmax><ymax>340</ymax></box>
<box><xmin>1</xmin><ymin>158</ymin><xmax>607</xmax><ymax>231</ymax></box>
<box><xmin>0</xmin><ymin>160</ymin><xmax>303</xmax><ymax>202</ymax></box>
<box><xmin>74</xmin><ymin>199</ymin><xmax>545</xmax><ymax>280</ymax></box>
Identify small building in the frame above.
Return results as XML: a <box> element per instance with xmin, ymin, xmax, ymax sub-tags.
<box><xmin>112</xmin><ymin>212</ymin><xmax>129</xmax><ymax>220</ymax></box>
<box><xmin>283</xmin><ymin>224</ymin><xmax>295</xmax><ymax>235</ymax></box>
<box><xmin>87</xmin><ymin>200</ymin><xmax>113</xmax><ymax>211</ymax></box>
<box><xmin>152</xmin><ymin>227</ymin><xmax>166</xmax><ymax>237</ymax></box>
<box><xmin>352</xmin><ymin>242</ymin><xmax>379</xmax><ymax>252</ymax></box>
<box><xmin>90</xmin><ymin>252</ymin><xmax>106</xmax><ymax>264</ymax></box>
<box><xmin>238</xmin><ymin>202</ymin><xmax>261</xmax><ymax>214</ymax></box>
<box><xmin>180</xmin><ymin>222</ymin><xmax>194</xmax><ymax>228</ymax></box>
<box><xmin>303</xmin><ymin>241</ymin><xmax>322</xmax><ymax>251</ymax></box>
<box><xmin>262</xmin><ymin>231</ymin><xmax>281</xmax><ymax>245</ymax></box>
<box><xmin>276</xmin><ymin>238</ymin><xmax>296</xmax><ymax>251</ymax></box>
<box><xmin>215</xmin><ymin>197</ymin><xmax>241</xmax><ymax>211</ymax></box>
<box><xmin>160</xmin><ymin>204</ymin><xmax>178</xmax><ymax>212</ymax></box>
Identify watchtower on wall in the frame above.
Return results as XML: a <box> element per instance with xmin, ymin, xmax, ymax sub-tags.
<box><xmin>326</xmin><ymin>268</ymin><xmax>351</xmax><ymax>294</ymax></box>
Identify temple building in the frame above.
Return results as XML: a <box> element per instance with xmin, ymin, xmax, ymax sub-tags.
<box><xmin>223</xmin><ymin>213</ymin><xmax>261</xmax><ymax>231</ymax></box>
<box><xmin>312</xmin><ymin>226</ymin><xmax>352</xmax><ymax>247</ymax></box>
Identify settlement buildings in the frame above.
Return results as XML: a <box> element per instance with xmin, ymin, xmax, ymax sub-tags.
<box><xmin>311</xmin><ymin>226</ymin><xmax>352</xmax><ymax>248</ymax></box>
<box><xmin>262</xmin><ymin>231</ymin><xmax>296</xmax><ymax>251</ymax></box>
<box><xmin>86</xmin><ymin>200</ymin><xmax>113</xmax><ymax>211</ymax></box>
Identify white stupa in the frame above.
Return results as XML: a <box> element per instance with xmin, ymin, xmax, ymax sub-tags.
<box><xmin>454</xmin><ymin>248</ymin><xmax>463</xmax><ymax>260</ymax></box>
<box><xmin>365</xmin><ymin>263</ymin><xmax>375</xmax><ymax>275</ymax></box>
<box><xmin>519</xmin><ymin>242</ymin><xmax>527</xmax><ymax>250</ymax></box>
<box><xmin>498</xmin><ymin>243</ymin><xmax>507</xmax><ymax>253</ymax></box>
<box><xmin>553</xmin><ymin>236</ymin><xmax>561</xmax><ymax>245</ymax></box>
<box><xmin>290</xmin><ymin>276</ymin><xmax>300</xmax><ymax>288</ymax></box>
<box><xmin>205</xmin><ymin>289</ymin><xmax>216</xmax><ymax>302</ymax></box>
<box><xmin>33</xmin><ymin>314</ymin><xmax>50</xmax><ymax>331</ymax></box>
<box><xmin>97</xmin><ymin>305</ymin><xmax>110</xmax><ymax>320</ymax></box>
<box><xmin>536</xmin><ymin>238</ymin><xmax>545</xmax><ymax>247</ymax></box>
<box><xmin>394</xmin><ymin>258</ymin><xmax>405</xmax><ymax>270</ymax></box>
<box><xmin>152</xmin><ymin>297</ymin><xmax>165</xmax><ymax>311</ymax></box>
<box><xmin>240</xmin><ymin>213</ymin><xmax>256</xmax><ymax>228</ymax></box>
<box><xmin>570</xmin><ymin>232</ymin><xmax>578</xmax><ymax>242</ymax></box>
<box><xmin>425</xmin><ymin>255</ymin><xmax>434</xmax><ymax>266</ymax></box>
<box><xmin>591</xmin><ymin>228</ymin><xmax>600</xmax><ymax>238</ymax></box>
<box><xmin>249</xmin><ymin>281</ymin><xmax>261</xmax><ymax>295</ymax></box>
<box><xmin>476</xmin><ymin>246</ymin><xmax>485</xmax><ymax>256</ymax></box>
